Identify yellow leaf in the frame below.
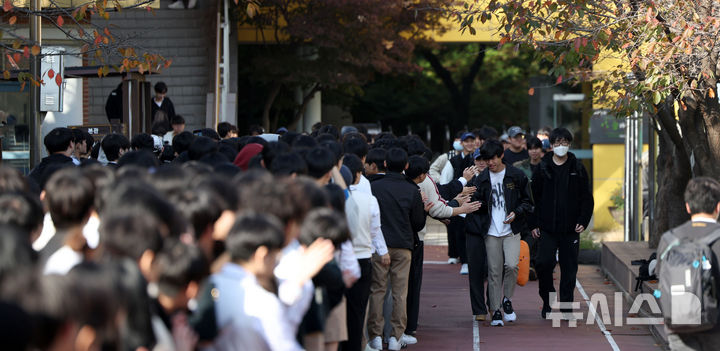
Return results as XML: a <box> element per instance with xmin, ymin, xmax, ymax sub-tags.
<box><xmin>31</xmin><ymin>45</ymin><xmax>40</xmax><ymax>56</ymax></box>
<box><xmin>8</xmin><ymin>15</ymin><xmax>16</xmax><ymax>25</ymax></box>
<box><xmin>709</xmin><ymin>89</ymin><xmax>716</xmax><ymax>99</ymax></box>
<box><xmin>247</xmin><ymin>2</ymin><xmax>259</xmax><ymax>18</ymax></box>
<box><xmin>3</xmin><ymin>70</ymin><xmax>9</xmax><ymax>80</ymax></box>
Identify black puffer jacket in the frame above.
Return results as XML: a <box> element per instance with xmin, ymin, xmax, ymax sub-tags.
<box><xmin>465</xmin><ymin>163</ymin><xmax>533</xmax><ymax>235</ymax></box>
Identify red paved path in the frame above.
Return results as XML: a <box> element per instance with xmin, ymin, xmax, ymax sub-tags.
<box><xmin>410</xmin><ymin>245</ymin><xmax>664</xmax><ymax>351</ymax></box>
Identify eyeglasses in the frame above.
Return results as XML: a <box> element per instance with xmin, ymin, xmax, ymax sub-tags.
<box><xmin>553</xmin><ymin>141</ymin><xmax>570</xmax><ymax>147</ymax></box>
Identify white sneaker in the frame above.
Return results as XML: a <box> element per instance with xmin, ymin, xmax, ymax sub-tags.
<box><xmin>186</xmin><ymin>0</ymin><xmax>196</xmax><ymax>8</ymax></box>
<box><xmin>502</xmin><ymin>297</ymin><xmax>517</xmax><ymax>323</ymax></box>
<box><xmin>401</xmin><ymin>333</ymin><xmax>417</xmax><ymax>345</ymax></box>
<box><xmin>168</xmin><ymin>0</ymin><xmax>184</xmax><ymax>9</ymax></box>
<box><xmin>460</xmin><ymin>263</ymin><xmax>469</xmax><ymax>275</ymax></box>
<box><xmin>388</xmin><ymin>336</ymin><xmax>405</xmax><ymax>351</ymax></box>
<box><xmin>447</xmin><ymin>257</ymin><xmax>459</xmax><ymax>264</ymax></box>
<box><xmin>368</xmin><ymin>336</ymin><xmax>382</xmax><ymax>350</ymax></box>
<box><xmin>364</xmin><ymin>344</ymin><xmax>380</xmax><ymax>351</ymax></box>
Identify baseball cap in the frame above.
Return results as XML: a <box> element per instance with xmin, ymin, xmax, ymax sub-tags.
<box><xmin>472</xmin><ymin>148</ymin><xmax>482</xmax><ymax>160</ymax></box>
<box><xmin>276</xmin><ymin>127</ymin><xmax>288</xmax><ymax>134</ymax></box>
<box><xmin>500</xmin><ymin>133</ymin><xmax>509</xmax><ymax>142</ymax></box>
<box><xmin>460</xmin><ymin>132</ymin><xmax>476</xmax><ymax>141</ymax></box>
<box><xmin>507</xmin><ymin>126</ymin><xmax>525</xmax><ymax>138</ymax></box>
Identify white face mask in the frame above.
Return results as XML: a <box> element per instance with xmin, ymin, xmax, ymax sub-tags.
<box><xmin>553</xmin><ymin>145</ymin><xmax>569</xmax><ymax>157</ymax></box>
<box><xmin>453</xmin><ymin>140</ymin><xmax>463</xmax><ymax>151</ymax></box>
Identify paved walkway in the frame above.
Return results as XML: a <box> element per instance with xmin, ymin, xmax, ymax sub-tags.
<box><xmin>410</xmin><ymin>243</ymin><xmax>663</xmax><ymax>351</ymax></box>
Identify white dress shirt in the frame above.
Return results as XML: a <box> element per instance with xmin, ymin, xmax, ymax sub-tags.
<box><xmin>346</xmin><ymin>185</ymin><xmax>388</xmax><ymax>259</ymax></box>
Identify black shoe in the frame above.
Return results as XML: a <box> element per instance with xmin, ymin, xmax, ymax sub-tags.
<box><xmin>541</xmin><ymin>304</ymin><xmax>552</xmax><ymax>319</ymax></box>
<box><xmin>490</xmin><ymin>310</ymin><xmax>504</xmax><ymax>326</ymax></box>
<box><xmin>502</xmin><ymin>297</ymin><xmax>517</xmax><ymax>322</ymax></box>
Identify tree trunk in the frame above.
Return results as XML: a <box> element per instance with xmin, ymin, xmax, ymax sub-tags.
<box><xmin>288</xmin><ymin>84</ymin><xmax>321</xmax><ymax>131</ymax></box>
<box><xmin>421</xmin><ymin>44</ymin><xmax>486</xmax><ymax>132</ymax></box>
<box><xmin>262</xmin><ymin>82</ymin><xmax>282</xmax><ymax>132</ymax></box>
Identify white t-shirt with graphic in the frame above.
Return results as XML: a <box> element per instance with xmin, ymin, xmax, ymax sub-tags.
<box><xmin>488</xmin><ymin>168</ymin><xmax>512</xmax><ymax>237</ymax></box>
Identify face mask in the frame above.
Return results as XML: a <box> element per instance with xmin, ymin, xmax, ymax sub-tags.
<box><xmin>553</xmin><ymin>145</ymin><xmax>569</xmax><ymax>157</ymax></box>
<box><xmin>453</xmin><ymin>140</ymin><xmax>463</xmax><ymax>151</ymax></box>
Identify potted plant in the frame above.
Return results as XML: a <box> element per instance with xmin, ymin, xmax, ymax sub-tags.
<box><xmin>608</xmin><ymin>185</ymin><xmax>624</xmax><ymax>225</ymax></box>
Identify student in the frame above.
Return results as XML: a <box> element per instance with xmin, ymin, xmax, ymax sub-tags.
<box><xmin>513</xmin><ymin>136</ymin><xmax>544</xmax><ymax>179</ymax></box>
<box><xmin>467</xmin><ymin>139</ymin><xmax>533</xmax><ymax>326</ymax></box>
<box><xmin>343</xmin><ymin>138</ymin><xmax>372</xmax><ymax>194</ymax></box>
<box><xmin>364</xmin><ymin>148</ymin><xmax>387</xmax><ymax>182</ymax></box>
<box><xmin>28</xmin><ymin>127</ymin><xmax>76</xmax><ymax>189</ymax></box>
<box><xmin>41</xmin><ymin>169</ymin><xmax>95</xmax><ymax>276</ymax></box>
<box><xmin>406</xmin><ymin>155</ymin><xmax>480</xmax><ymax>336</ymax></box>
<box><xmin>164</xmin><ymin>115</ymin><xmax>187</xmax><ymax>145</ymax></box>
<box><xmin>530</xmin><ymin>128</ymin><xmax>593</xmax><ymax>319</ymax></box>
<box><xmin>448</xmin><ymin>132</ymin><xmax>476</xmax><ymax>274</ymax></box>
<box><xmin>217</xmin><ymin>122</ymin><xmax>238</xmax><ymax>139</ymax></box>
<box><xmin>209</xmin><ymin>212</ymin><xmax>304</xmax><ymax>351</ymax></box>
<box><xmin>341</xmin><ymin>153</ymin><xmax>388</xmax><ymax>351</ymax></box>
<box><xmin>101</xmin><ymin>133</ymin><xmax>130</xmax><ymax>167</ymax></box>
<box><xmin>151</xmin><ymin>82</ymin><xmax>176</xmax><ymax>131</ymax></box>
<box><xmin>368</xmin><ymin>147</ymin><xmax>427</xmax><ymax>351</ymax></box>
<box><xmin>503</xmin><ymin>126</ymin><xmax>529</xmax><ymax>165</ymax></box>
<box><xmin>71</xmin><ymin>129</ymin><xmax>86</xmax><ymax>165</ymax></box>
<box><xmin>656</xmin><ymin>177</ymin><xmax>720</xmax><ymax>350</ymax></box>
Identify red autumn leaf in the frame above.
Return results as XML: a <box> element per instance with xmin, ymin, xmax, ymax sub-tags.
<box><xmin>8</xmin><ymin>15</ymin><xmax>16</xmax><ymax>25</ymax></box>
<box><xmin>55</xmin><ymin>74</ymin><xmax>62</xmax><ymax>87</ymax></box>
<box><xmin>3</xmin><ymin>0</ymin><xmax>12</xmax><ymax>12</ymax></box>
<box><xmin>13</xmin><ymin>52</ymin><xmax>21</xmax><ymax>63</ymax></box>
<box><xmin>47</xmin><ymin>69</ymin><xmax>55</xmax><ymax>79</ymax></box>
<box><xmin>556</xmin><ymin>75</ymin><xmax>563</xmax><ymax>85</ymax></box>
<box><xmin>57</xmin><ymin>15</ymin><xmax>64</xmax><ymax>27</ymax></box>
<box><xmin>6</xmin><ymin>54</ymin><xmax>17</xmax><ymax>69</ymax></box>
<box><xmin>528</xmin><ymin>87</ymin><xmax>535</xmax><ymax>96</ymax></box>
<box><xmin>23</xmin><ymin>46</ymin><xmax>29</xmax><ymax>58</ymax></box>
<box><xmin>104</xmin><ymin>27</ymin><xmax>111</xmax><ymax>36</ymax></box>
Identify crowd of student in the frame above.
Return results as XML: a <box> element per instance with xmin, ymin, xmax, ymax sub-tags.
<box><xmin>0</xmin><ymin>120</ymin><xmax>596</xmax><ymax>351</ymax></box>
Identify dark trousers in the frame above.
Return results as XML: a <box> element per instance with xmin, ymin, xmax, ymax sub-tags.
<box><xmin>447</xmin><ymin>217</ymin><xmax>468</xmax><ymax>263</ymax></box>
<box><xmin>342</xmin><ymin>258</ymin><xmax>372</xmax><ymax>351</ymax></box>
<box><xmin>406</xmin><ymin>240</ymin><xmax>424</xmax><ymax>333</ymax></box>
<box><xmin>466</xmin><ymin>233</ymin><xmax>488</xmax><ymax>315</ymax></box>
<box><xmin>536</xmin><ymin>231</ymin><xmax>580</xmax><ymax>309</ymax></box>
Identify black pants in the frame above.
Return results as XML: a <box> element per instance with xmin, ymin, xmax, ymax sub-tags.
<box><xmin>536</xmin><ymin>231</ymin><xmax>580</xmax><ymax>309</ymax></box>
<box><xmin>447</xmin><ymin>217</ymin><xmax>468</xmax><ymax>263</ymax></box>
<box><xmin>341</xmin><ymin>258</ymin><xmax>372</xmax><ymax>351</ymax></box>
<box><xmin>406</xmin><ymin>241</ymin><xmax>424</xmax><ymax>333</ymax></box>
<box><xmin>466</xmin><ymin>233</ymin><xmax>488</xmax><ymax>315</ymax></box>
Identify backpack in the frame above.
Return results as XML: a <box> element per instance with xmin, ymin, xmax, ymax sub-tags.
<box><xmin>657</xmin><ymin>228</ymin><xmax>720</xmax><ymax>333</ymax></box>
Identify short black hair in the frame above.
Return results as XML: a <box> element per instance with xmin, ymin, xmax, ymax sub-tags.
<box><xmin>684</xmin><ymin>177</ymin><xmax>720</xmax><ymax>215</ymax></box>
<box><xmin>343</xmin><ymin>137</ymin><xmax>369</xmax><ymax>160</ymax></box>
<box><xmin>118</xmin><ymin>150</ymin><xmax>159</xmax><ymax>169</ymax></box>
<box><xmin>270</xmin><ymin>152</ymin><xmax>308</xmax><ymax>176</ymax></box>
<box><xmin>248</xmin><ymin>124</ymin><xmax>265</xmax><ymax>135</ymax></box>
<box><xmin>549</xmin><ymin>127</ymin><xmax>573</xmax><ymax>145</ymax></box>
<box><xmin>366</xmin><ymin>148</ymin><xmax>387</xmax><ymax>172</ymax></box>
<box><xmin>385</xmin><ymin>147</ymin><xmax>408</xmax><ymax>173</ymax></box>
<box><xmin>316</xmin><ymin>133</ymin><xmax>337</xmax><ymax>144</ymax></box>
<box><xmin>131</xmin><ymin>133</ymin><xmax>154</xmax><ymax>152</ymax></box>
<box><xmin>44</xmin><ymin>127</ymin><xmax>74</xmax><ymax>154</ymax></box>
<box><xmin>342</xmin><ymin>154</ymin><xmax>363</xmax><ymax>184</ymax></box>
<box><xmin>172</xmin><ymin>186</ymin><xmax>223</xmax><ymax>240</ymax></box>
<box><xmin>152</xmin><ymin>239</ymin><xmax>207</xmax><ymax>297</ymax></box>
<box><xmin>318</xmin><ymin>125</ymin><xmax>339</xmax><ymax>140</ymax></box>
<box><xmin>171</xmin><ymin>115</ymin><xmax>185</xmax><ymax>125</ymax></box>
<box><xmin>226</xmin><ymin>212</ymin><xmax>285</xmax><ymax>262</ymax></box>
<box><xmin>262</xmin><ymin>141</ymin><xmax>290</xmax><ymax>171</ymax></box>
<box><xmin>44</xmin><ymin>168</ymin><xmax>94</xmax><ymax>230</ymax></box>
<box><xmin>405</xmin><ymin>155</ymin><xmax>429</xmax><ymax>180</ymax></box>
<box><xmin>100</xmin><ymin>210</ymin><xmax>165</xmax><ymax>260</ymax></box>
<box><xmin>280</xmin><ymin>131</ymin><xmax>300</xmax><ymax>146</ymax></box>
<box><xmin>102</xmin><ymin>134</ymin><xmax>130</xmax><ymax>162</ymax></box>
<box><xmin>0</xmin><ymin>192</ymin><xmax>43</xmax><ymax>237</ymax></box>
<box><xmin>480</xmin><ymin>139</ymin><xmax>504</xmax><ymax>160</ymax></box>
<box><xmin>0</xmin><ymin>166</ymin><xmax>29</xmax><ymax>194</ymax></box>
<box><xmin>320</xmin><ymin>140</ymin><xmax>342</xmax><ymax>165</ymax></box>
<box><xmin>292</xmin><ymin>135</ymin><xmax>318</xmax><ymax>151</ymax></box>
<box><xmin>299</xmin><ymin>208</ymin><xmax>349</xmax><ymax>247</ymax></box>
<box><xmin>304</xmin><ymin>146</ymin><xmax>335</xmax><ymax>179</ymax></box>
<box><xmin>526</xmin><ymin>136</ymin><xmax>543</xmax><ymax>150</ymax></box>
<box><xmin>71</xmin><ymin>128</ymin><xmax>84</xmax><ymax>144</ymax></box>
<box><xmin>172</xmin><ymin>131</ymin><xmax>194</xmax><ymax>155</ymax></box>
<box><xmin>154</xmin><ymin>81</ymin><xmax>168</xmax><ymax>94</ymax></box>
<box><xmin>188</xmin><ymin>136</ymin><xmax>218</xmax><ymax>161</ymax></box>
<box><xmin>217</xmin><ymin>122</ymin><xmax>237</xmax><ymax>138</ymax></box>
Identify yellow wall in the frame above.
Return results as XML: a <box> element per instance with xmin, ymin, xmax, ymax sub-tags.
<box><xmin>592</xmin><ymin>144</ymin><xmax>624</xmax><ymax>231</ymax></box>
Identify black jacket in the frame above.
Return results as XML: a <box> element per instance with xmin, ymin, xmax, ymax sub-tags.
<box><xmin>450</xmin><ymin>151</ymin><xmax>474</xmax><ymax>180</ymax></box>
<box><xmin>27</xmin><ymin>153</ymin><xmax>74</xmax><ymax>189</ymax></box>
<box><xmin>151</xmin><ymin>97</ymin><xmax>176</xmax><ymax>130</ymax></box>
<box><xmin>371</xmin><ymin>172</ymin><xmax>426</xmax><ymax>250</ymax></box>
<box><xmin>529</xmin><ymin>152</ymin><xmax>594</xmax><ymax>233</ymax></box>
<box><xmin>437</xmin><ymin>178</ymin><xmax>464</xmax><ymax>203</ymax></box>
<box><xmin>465</xmin><ymin>164</ymin><xmax>533</xmax><ymax>235</ymax></box>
